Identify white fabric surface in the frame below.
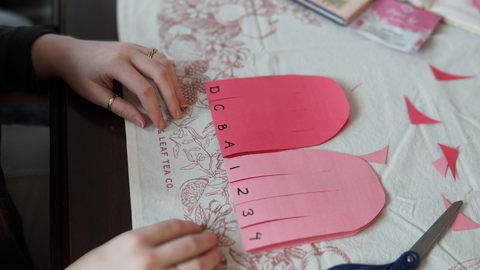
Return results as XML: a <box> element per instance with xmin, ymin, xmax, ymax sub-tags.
<box><xmin>117</xmin><ymin>0</ymin><xmax>480</xmax><ymax>269</ymax></box>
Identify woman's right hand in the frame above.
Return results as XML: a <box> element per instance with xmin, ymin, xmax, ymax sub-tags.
<box><xmin>32</xmin><ymin>34</ymin><xmax>187</xmax><ymax>130</ymax></box>
<box><xmin>66</xmin><ymin>219</ymin><xmax>223</xmax><ymax>270</ymax></box>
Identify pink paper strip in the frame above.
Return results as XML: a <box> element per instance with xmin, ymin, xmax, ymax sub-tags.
<box><xmin>205</xmin><ymin>75</ymin><xmax>350</xmax><ymax>157</ymax></box>
<box><xmin>429</xmin><ymin>64</ymin><xmax>473</xmax><ymax>81</ymax></box>
<box><xmin>235</xmin><ymin>192</ymin><xmax>342</xmax><ymax>228</ymax></box>
<box><xmin>224</xmin><ymin>149</ymin><xmax>385</xmax><ymax>252</ymax></box>
<box><xmin>351</xmin><ymin>82</ymin><xmax>363</xmax><ymax>92</ymax></box>
<box><xmin>240</xmin><ymin>216</ymin><xmax>377</xmax><ymax>253</ymax></box>
<box><xmin>441</xmin><ymin>194</ymin><xmax>480</xmax><ymax>231</ymax></box>
<box><xmin>357</xmin><ymin>146</ymin><xmax>389</xmax><ymax>164</ymax></box>
<box><xmin>438</xmin><ymin>144</ymin><xmax>458</xmax><ymax>181</ymax></box>
<box><xmin>404</xmin><ymin>96</ymin><xmax>440</xmax><ymax>124</ymax></box>
<box><xmin>229</xmin><ymin>171</ymin><xmax>338</xmax><ymax>205</ymax></box>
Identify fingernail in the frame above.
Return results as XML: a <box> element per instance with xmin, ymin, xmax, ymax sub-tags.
<box><xmin>133</xmin><ymin>116</ymin><xmax>144</xmax><ymax>128</ymax></box>
<box><xmin>176</xmin><ymin>107</ymin><xmax>183</xmax><ymax>119</ymax></box>
<box><xmin>216</xmin><ymin>248</ymin><xmax>224</xmax><ymax>257</ymax></box>
<box><xmin>158</xmin><ymin>120</ymin><xmax>166</xmax><ymax>130</ymax></box>
<box><xmin>181</xmin><ymin>104</ymin><xmax>187</xmax><ymax>109</ymax></box>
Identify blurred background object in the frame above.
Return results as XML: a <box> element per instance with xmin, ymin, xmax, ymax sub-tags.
<box><xmin>0</xmin><ymin>8</ymin><xmax>33</xmax><ymax>26</ymax></box>
<box><xmin>0</xmin><ymin>1</ymin><xmax>52</xmax><ymax>270</ymax></box>
<box><xmin>0</xmin><ymin>0</ymin><xmax>51</xmax><ymax>25</ymax></box>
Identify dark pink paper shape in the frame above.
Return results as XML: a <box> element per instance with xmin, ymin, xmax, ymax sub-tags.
<box><xmin>429</xmin><ymin>64</ymin><xmax>473</xmax><ymax>81</ymax></box>
<box><xmin>357</xmin><ymin>146</ymin><xmax>389</xmax><ymax>164</ymax></box>
<box><xmin>205</xmin><ymin>75</ymin><xmax>349</xmax><ymax>158</ymax></box>
<box><xmin>224</xmin><ymin>149</ymin><xmax>385</xmax><ymax>252</ymax></box>
<box><xmin>441</xmin><ymin>194</ymin><xmax>480</xmax><ymax>231</ymax></box>
<box><xmin>404</xmin><ymin>96</ymin><xmax>440</xmax><ymax>124</ymax></box>
<box><xmin>432</xmin><ymin>146</ymin><xmax>460</xmax><ymax>179</ymax></box>
<box><xmin>438</xmin><ymin>144</ymin><xmax>458</xmax><ymax>181</ymax></box>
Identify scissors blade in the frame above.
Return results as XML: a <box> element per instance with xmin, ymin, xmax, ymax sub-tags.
<box><xmin>409</xmin><ymin>200</ymin><xmax>463</xmax><ymax>259</ymax></box>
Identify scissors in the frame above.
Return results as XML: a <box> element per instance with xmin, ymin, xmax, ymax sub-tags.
<box><xmin>328</xmin><ymin>200</ymin><xmax>463</xmax><ymax>270</ymax></box>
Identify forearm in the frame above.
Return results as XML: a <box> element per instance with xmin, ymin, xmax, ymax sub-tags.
<box><xmin>31</xmin><ymin>34</ymin><xmax>77</xmax><ymax>80</ymax></box>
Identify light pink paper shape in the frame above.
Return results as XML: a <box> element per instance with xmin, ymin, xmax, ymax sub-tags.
<box><xmin>432</xmin><ymin>146</ymin><xmax>459</xmax><ymax>179</ymax></box>
<box><xmin>429</xmin><ymin>64</ymin><xmax>473</xmax><ymax>81</ymax></box>
<box><xmin>357</xmin><ymin>146</ymin><xmax>389</xmax><ymax>164</ymax></box>
<box><xmin>205</xmin><ymin>75</ymin><xmax>350</xmax><ymax>158</ymax></box>
<box><xmin>438</xmin><ymin>144</ymin><xmax>458</xmax><ymax>181</ymax></box>
<box><xmin>432</xmin><ymin>155</ymin><xmax>448</xmax><ymax>178</ymax></box>
<box><xmin>404</xmin><ymin>96</ymin><xmax>440</xmax><ymax>124</ymax></box>
<box><xmin>441</xmin><ymin>194</ymin><xmax>480</xmax><ymax>231</ymax></box>
<box><xmin>224</xmin><ymin>149</ymin><xmax>385</xmax><ymax>252</ymax></box>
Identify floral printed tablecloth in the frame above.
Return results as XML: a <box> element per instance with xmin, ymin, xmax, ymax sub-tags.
<box><xmin>117</xmin><ymin>0</ymin><xmax>480</xmax><ymax>269</ymax></box>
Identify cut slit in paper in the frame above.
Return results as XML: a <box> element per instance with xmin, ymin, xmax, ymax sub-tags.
<box><xmin>404</xmin><ymin>96</ymin><xmax>440</xmax><ymax>124</ymax></box>
<box><xmin>357</xmin><ymin>146</ymin><xmax>389</xmax><ymax>164</ymax></box>
<box><xmin>429</xmin><ymin>64</ymin><xmax>473</xmax><ymax>81</ymax></box>
<box><xmin>432</xmin><ymin>146</ymin><xmax>459</xmax><ymax>179</ymax></box>
<box><xmin>205</xmin><ymin>75</ymin><xmax>350</xmax><ymax>158</ymax></box>
<box><xmin>438</xmin><ymin>144</ymin><xmax>458</xmax><ymax>180</ymax></box>
<box><xmin>441</xmin><ymin>194</ymin><xmax>480</xmax><ymax>231</ymax></box>
<box><xmin>224</xmin><ymin>149</ymin><xmax>385</xmax><ymax>252</ymax></box>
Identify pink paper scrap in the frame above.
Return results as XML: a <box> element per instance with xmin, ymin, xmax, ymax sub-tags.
<box><xmin>351</xmin><ymin>82</ymin><xmax>363</xmax><ymax>92</ymax></box>
<box><xmin>429</xmin><ymin>64</ymin><xmax>473</xmax><ymax>81</ymax></box>
<box><xmin>441</xmin><ymin>194</ymin><xmax>480</xmax><ymax>231</ymax></box>
<box><xmin>438</xmin><ymin>144</ymin><xmax>458</xmax><ymax>181</ymax></box>
<box><xmin>224</xmin><ymin>149</ymin><xmax>385</xmax><ymax>252</ymax></box>
<box><xmin>432</xmin><ymin>146</ymin><xmax>459</xmax><ymax>179</ymax></box>
<box><xmin>205</xmin><ymin>75</ymin><xmax>350</xmax><ymax>158</ymax></box>
<box><xmin>432</xmin><ymin>155</ymin><xmax>448</xmax><ymax>178</ymax></box>
<box><xmin>404</xmin><ymin>96</ymin><xmax>440</xmax><ymax>124</ymax></box>
<box><xmin>357</xmin><ymin>146</ymin><xmax>389</xmax><ymax>164</ymax></box>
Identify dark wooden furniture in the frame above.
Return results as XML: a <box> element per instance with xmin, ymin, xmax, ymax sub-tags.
<box><xmin>50</xmin><ymin>0</ymin><xmax>131</xmax><ymax>269</ymax></box>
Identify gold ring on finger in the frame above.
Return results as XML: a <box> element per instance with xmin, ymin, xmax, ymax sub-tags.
<box><xmin>147</xmin><ymin>48</ymin><xmax>158</xmax><ymax>58</ymax></box>
<box><xmin>107</xmin><ymin>94</ymin><xmax>118</xmax><ymax>111</ymax></box>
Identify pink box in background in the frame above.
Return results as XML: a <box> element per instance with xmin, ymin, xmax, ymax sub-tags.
<box><xmin>354</xmin><ymin>0</ymin><xmax>441</xmax><ymax>52</ymax></box>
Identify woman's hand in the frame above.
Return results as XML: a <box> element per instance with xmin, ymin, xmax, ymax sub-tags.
<box><xmin>32</xmin><ymin>34</ymin><xmax>186</xmax><ymax>129</ymax></box>
<box><xmin>66</xmin><ymin>219</ymin><xmax>223</xmax><ymax>270</ymax></box>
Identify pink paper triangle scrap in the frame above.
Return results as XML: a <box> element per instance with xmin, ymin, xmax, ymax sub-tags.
<box><xmin>429</xmin><ymin>64</ymin><xmax>473</xmax><ymax>81</ymax></box>
<box><xmin>441</xmin><ymin>194</ymin><xmax>480</xmax><ymax>231</ymax></box>
<box><xmin>357</xmin><ymin>146</ymin><xmax>389</xmax><ymax>164</ymax></box>
<box><xmin>438</xmin><ymin>144</ymin><xmax>458</xmax><ymax>181</ymax></box>
<box><xmin>432</xmin><ymin>155</ymin><xmax>448</xmax><ymax>178</ymax></box>
<box><xmin>404</xmin><ymin>96</ymin><xmax>440</xmax><ymax>124</ymax></box>
<box><xmin>432</xmin><ymin>146</ymin><xmax>459</xmax><ymax>179</ymax></box>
